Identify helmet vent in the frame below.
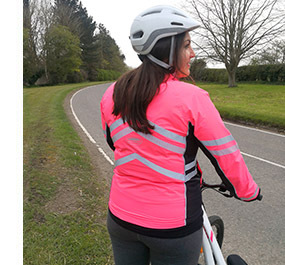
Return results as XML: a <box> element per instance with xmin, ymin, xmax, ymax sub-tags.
<box><xmin>142</xmin><ymin>10</ymin><xmax>161</xmax><ymax>17</ymax></box>
<box><xmin>133</xmin><ymin>31</ymin><xmax>144</xmax><ymax>39</ymax></box>
<box><xmin>173</xmin><ymin>12</ymin><xmax>187</xmax><ymax>18</ymax></box>
<box><xmin>171</xmin><ymin>22</ymin><xmax>184</xmax><ymax>26</ymax></box>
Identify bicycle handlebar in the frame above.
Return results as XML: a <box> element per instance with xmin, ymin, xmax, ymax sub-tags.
<box><xmin>201</xmin><ymin>179</ymin><xmax>263</xmax><ymax>201</ymax></box>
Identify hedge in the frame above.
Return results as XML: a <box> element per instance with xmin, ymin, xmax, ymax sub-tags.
<box><xmin>191</xmin><ymin>63</ymin><xmax>285</xmax><ymax>83</ymax></box>
<box><xmin>236</xmin><ymin>64</ymin><xmax>285</xmax><ymax>82</ymax></box>
<box><xmin>200</xmin><ymin>68</ymin><xmax>228</xmax><ymax>83</ymax></box>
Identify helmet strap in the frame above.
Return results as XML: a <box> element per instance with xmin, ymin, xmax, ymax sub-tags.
<box><xmin>138</xmin><ymin>54</ymin><xmax>145</xmax><ymax>62</ymax></box>
<box><xmin>146</xmin><ymin>36</ymin><xmax>175</xmax><ymax>71</ymax></box>
<box><xmin>147</xmin><ymin>54</ymin><xmax>171</xmax><ymax>69</ymax></box>
<box><xmin>169</xmin><ymin>36</ymin><xmax>175</xmax><ymax>66</ymax></box>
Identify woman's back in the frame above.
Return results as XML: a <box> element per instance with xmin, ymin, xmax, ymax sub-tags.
<box><xmin>101</xmin><ymin>75</ymin><xmax>206</xmax><ymax>234</ymax></box>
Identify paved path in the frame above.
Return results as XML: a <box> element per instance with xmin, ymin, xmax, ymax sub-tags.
<box><xmin>69</xmin><ymin>83</ymin><xmax>285</xmax><ymax>265</ymax></box>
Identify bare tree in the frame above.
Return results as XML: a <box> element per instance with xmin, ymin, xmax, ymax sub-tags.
<box><xmin>23</xmin><ymin>0</ymin><xmax>42</xmax><ymax>84</ymax></box>
<box><xmin>184</xmin><ymin>0</ymin><xmax>285</xmax><ymax>87</ymax></box>
<box><xmin>23</xmin><ymin>0</ymin><xmax>54</xmax><ymax>81</ymax></box>
<box><xmin>250</xmin><ymin>40</ymin><xmax>285</xmax><ymax>64</ymax></box>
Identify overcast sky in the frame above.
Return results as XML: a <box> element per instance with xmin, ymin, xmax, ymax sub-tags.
<box><xmin>80</xmin><ymin>0</ymin><xmax>184</xmax><ymax>68</ymax></box>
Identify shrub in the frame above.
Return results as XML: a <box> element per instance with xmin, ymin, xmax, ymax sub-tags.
<box><xmin>96</xmin><ymin>69</ymin><xmax>121</xmax><ymax>81</ymax></box>
<box><xmin>200</xmin><ymin>68</ymin><xmax>228</xmax><ymax>83</ymax></box>
<box><xmin>191</xmin><ymin>64</ymin><xmax>285</xmax><ymax>83</ymax></box>
<box><xmin>190</xmin><ymin>59</ymin><xmax>207</xmax><ymax>81</ymax></box>
<box><xmin>236</xmin><ymin>64</ymin><xmax>285</xmax><ymax>82</ymax></box>
<box><xmin>66</xmin><ymin>70</ymin><xmax>87</xmax><ymax>83</ymax></box>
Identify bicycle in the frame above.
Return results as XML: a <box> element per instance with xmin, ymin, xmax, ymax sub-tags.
<box><xmin>199</xmin><ymin>180</ymin><xmax>262</xmax><ymax>265</ymax></box>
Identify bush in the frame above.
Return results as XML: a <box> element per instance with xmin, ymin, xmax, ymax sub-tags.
<box><xmin>66</xmin><ymin>69</ymin><xmax>87</xmax><ymax>83</ymax></box>
<box><xmin>190</xmin><ymin>59</ymin><xmax>207</xmax><ymax>81</ymax></box>
<box><xmin>200</xmin><ymin>68</ymin><xmax>228</xmax><ymax>83</ymax></box>
<box><xmin>236</xmin><ymin>64</ymin><xmax>285</xmax><ymax>82</ymax></box>
<box><xmin>96</xmin><ymin>69</ymin><xmax>121</xmax><ymax>81</ymax></box>
<box><xmin>191</xmin><ymin>63</ymin><xmax>285</xmax><ymax>84</ymax></box>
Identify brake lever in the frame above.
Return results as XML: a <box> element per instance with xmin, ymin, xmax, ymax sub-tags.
<box><xmin>218</xmin><ymin>184</ymin><xmax>227</xmax><ymax>193</ymax></box>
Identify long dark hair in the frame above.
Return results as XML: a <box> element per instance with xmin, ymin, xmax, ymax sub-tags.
<box><xmin>112</xmin><ymin>32</ymin><xmax>186</xmax><ymax>134</ymax></box>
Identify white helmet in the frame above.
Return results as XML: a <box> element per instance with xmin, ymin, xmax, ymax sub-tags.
<box><xmin>130</xmin><ymin>5</ymin><xmax>200</xmax><ymax>67</ymax></box>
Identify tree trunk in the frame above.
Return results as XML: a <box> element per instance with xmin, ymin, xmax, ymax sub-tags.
<box><xmin>227</xmin><ymin>69</ymin><xmax>237</xmax><ymax>87</ymax></box>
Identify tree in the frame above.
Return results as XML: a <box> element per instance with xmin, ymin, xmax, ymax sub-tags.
<box><xmin>185</xmin><ymin>0</ymin><xmax>285</xmax><ymax>87</ymax></box>
<box><xmin>23</xmin><ymin>0</ymin><xmax>54</xmax><ymax>84</ymax></box>
<box><xmin>250</xmin><ymin>40</ymin><xmax>285</xmax><ymax>65</ymax></box>
<box><xmin>94</xmin><ymin>24</ymin><xmax>127</xmax><ymax>73</ymax></box>
<box><xmin>53</xmin><ymin>0</ymin><xmax>83</xmax><ymax>37</ymax></box>
<box><xmin>44</xmin><ymin>25</ymin><xmax>82</xmax><ymax>84</ymax></box>
<box><xmin>23</xmin><ymin>0</ymin><xmax>127</xmax><ymax>85</ymax></box>
<box><xmin>53</xmin><ymin>0</ymin><xmax>98</xmax><ymax>80</ymax></box>
<box><xmin>23</xmin><ymin>28</ymin><xmax>41</xmax><ymax>85</ymax></box>
<box><xmin>23</xmin><ymin>0</ymin><xmax>40</xmax><ymax>85</ymax></box>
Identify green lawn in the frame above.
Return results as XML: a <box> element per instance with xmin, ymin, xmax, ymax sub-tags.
<box><xmin>197</xmin><ymin>82</ymin><xmax>285</xmax><ymax>132</ymax></box>
<box><xmin>23</xmin><ymin>82</ymin><xmax>113</xmax><ymax>264</ymax></box>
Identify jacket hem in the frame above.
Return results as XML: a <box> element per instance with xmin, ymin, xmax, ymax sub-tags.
<box><xmin>108</xmin><ymin>208</ymin><xmax>203</xmax><ymax>239</ymax></box>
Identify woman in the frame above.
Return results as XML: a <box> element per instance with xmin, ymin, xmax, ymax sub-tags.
<box><xmin>100</xmin><ymin>5</ymin><xmax>260</xmax><ymax>265</ymax></box>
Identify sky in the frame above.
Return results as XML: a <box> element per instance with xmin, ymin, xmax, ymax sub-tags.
<box><xmin>80</xmin><ymin>0</ymin><xmax>185</xmax><ymax>68</ymax></box>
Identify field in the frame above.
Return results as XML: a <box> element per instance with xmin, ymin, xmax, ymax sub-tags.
<box><xmin>23</xmin><ymin>81</ymin><xmax>284</xmax><ymax>264</ymax></box>
<box><xmin>198</xmin><ymin>82</ymin><xmax>285</xmax><ymax>132</ymax></box>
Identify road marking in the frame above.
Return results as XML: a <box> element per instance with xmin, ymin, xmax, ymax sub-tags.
<box><xmin>224</xmin><ymin>121</ymin><xmax>285</xmax><ymax>138</ymax></box>
<box><xmin>70</xmin><ymin>85</ymin><xmax>284</xmax><ymax>170</ymax></box>
<box><xmin>241</xmin><ymin>152</ymin><xmax>285</xmax><ymax>169</ymax></box>
<box><xmin>70</xmin><ymin>87</ymin><xmax>114</xmax><ymax>166</ymax></box>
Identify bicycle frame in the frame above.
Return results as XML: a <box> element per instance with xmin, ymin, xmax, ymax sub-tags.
<box><xmin>202</xmin><ymin>205</ymin><xmax>226</xmax><ymax>265</ymax></box>
<box><xmin>200</xmin><ymin>180</ymin><xmax>261</xmax><ymax>265</ymax></box>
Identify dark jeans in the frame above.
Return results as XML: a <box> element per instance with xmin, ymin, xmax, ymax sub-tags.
<box><xmin>107</xmin><ymin>212</ymin><xmax>202</xmax><ymax>265</ymax></box>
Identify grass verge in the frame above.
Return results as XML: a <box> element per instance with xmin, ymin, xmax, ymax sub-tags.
<box><xmin>197</xmin><ymin>82</ymin><xmax>285</xmax><ymax>132</ymax></box>
<box><xmin>23</xmin><ymin>82</ymin><xmax>113</xmax><ymax>264</ymax></box>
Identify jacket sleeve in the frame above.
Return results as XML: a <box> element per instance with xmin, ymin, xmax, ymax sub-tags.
<box><xmin>100</xmin><ymin>96</ymin><xmax>115</xmax><ymax>151</ymax></box>
<box><xmin>190</xmin><ymin>89</ymin><xmax>260</xmax><ymax>201</ymax></box>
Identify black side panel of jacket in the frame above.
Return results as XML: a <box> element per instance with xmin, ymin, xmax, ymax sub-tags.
<box><xmin>106</xmin><ymin>125</ymin><xmax>115</xmax><ymax>151</ymax></box>
<box><xmin>192</xmin><ymin>125</ymin><xmax>236</xmax><ymax>197</ymax></box>
<box><xmin>184</xmin><ymin>123</ymin><xmax>203</xmax><ymax>226</ymax></box>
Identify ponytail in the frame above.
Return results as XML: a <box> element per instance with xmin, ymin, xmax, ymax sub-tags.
<box><xmin>112</xmin><ymin>32</ymin><xmax>187</xmax><ymax>134</ymax></box>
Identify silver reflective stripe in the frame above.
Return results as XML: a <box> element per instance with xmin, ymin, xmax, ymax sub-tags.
<box><xmin>110</xmin><ymin>118</ymin><xmax>186</xmax><ymax>154</ymax></box>
<box><xmin>185</xmin><ymin>168</ymin><xmax>197</xmax><ymax>182</ymax></box>
<box><xmin>240</xmin><ymin>187</ymin><xmax>259</xmax><ymax>201</ymax></box>
<box><xmin>201</xmin><ymin>135</ymin><xmax>235</xmax><ymax>147</ymax></box>
<box><xmin>149</xmin><ymin>121</ymin><xmax>186</xmax><ymax>144</ymax></box>
<box><xmin>112</xmin><ymin>126</ymin><xmax>184</xmax><ymax>154</ymax></box>
<box><xmin>112</xmin><ymin>127</ymin><xmax>133</xmax><ymax>142</ymax></box>
<box><xmin>110</xmin><ymin>118</ymin><xmax>125</xmax><ymax>132</ymax></box>
<box><xmin>103</xmin><ymin>123</ymin><xmax>108</xmax><ymax>137</ymax></box>
<box><xmin>110</xmin><ymin>118</ymin><xmax>186</xmax><ymax>144</ymax></box>
<box><xmin>185</xmin><ymin>159</ymin><xmax>197</xmax><ymax>171</ymax></box>
<box><xmin>115</xmin><ymin>153</ymin><xmax>186</xmax><ymax>181</ymax></box>
<box><xmin>209</xmin><ymin>144</ymin><xmax>239</xmax><ymax>156</ymax></box>
<box><xmin>138</xmin><ymin>132</ymin><xmax>184</xmax><ymax>154</ymax></box>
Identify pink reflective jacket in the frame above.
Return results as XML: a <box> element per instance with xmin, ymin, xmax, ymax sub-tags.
<box><xmin>100</xmin><ymin>75</ymin><xmax>260</xmax><ymax>237</ymax></box>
